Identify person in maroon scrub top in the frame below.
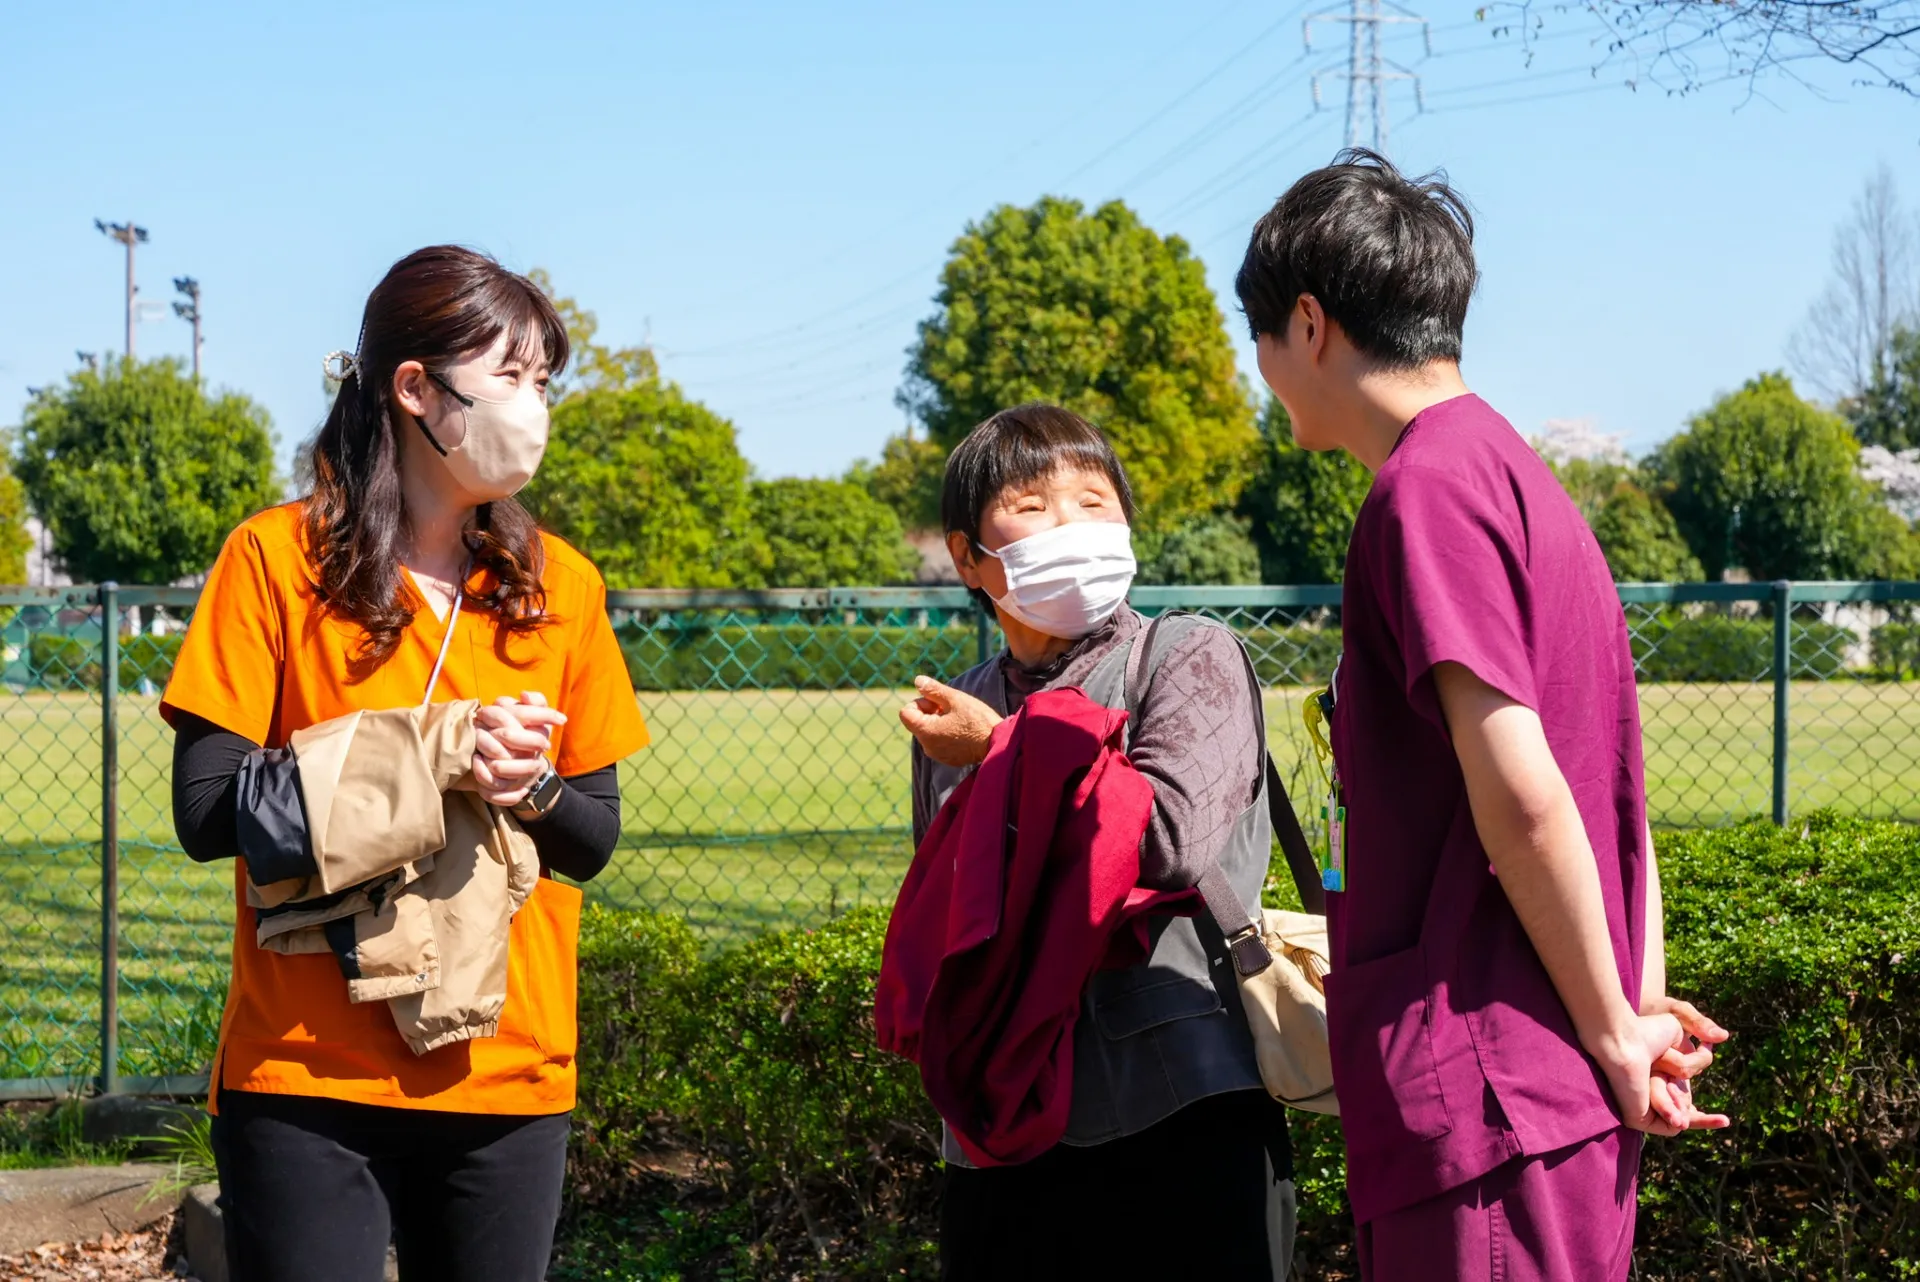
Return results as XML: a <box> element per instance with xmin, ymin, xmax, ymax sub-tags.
<box><xmin>1233</xmin><ymin>149</ymin><xmax>1733</xmax><ymax>1281</ymax></box>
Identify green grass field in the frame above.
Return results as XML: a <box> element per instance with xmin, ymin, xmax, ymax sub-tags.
<box><xmin>3</xmin><ymin>681</ymin><xmax>1916</xmax><ymax>1081</ymax></box>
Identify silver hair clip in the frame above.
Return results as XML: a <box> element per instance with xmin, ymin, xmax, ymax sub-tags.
<box><xmin>323</xmin><ymin>350</ymin><xmax>360</xmax><ymax>382</ymax></box>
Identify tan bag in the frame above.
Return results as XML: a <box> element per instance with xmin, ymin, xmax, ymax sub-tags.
<box><xmin>1231</xmin><ymin>907</ymin><xmax>1337</xmax><ymax>1115</ymax></box>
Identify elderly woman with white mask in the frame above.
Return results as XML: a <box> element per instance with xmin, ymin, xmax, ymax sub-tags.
<box><xmin>900</xmin><ymin>403</ymin><xmax>1296</xmax><ymax>1282</ymax></box>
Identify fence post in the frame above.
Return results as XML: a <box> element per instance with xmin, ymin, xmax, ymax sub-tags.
<box><xmin>1771</xmin><ymin>580</ymin><xmax>1791</xmax><ymax>827</ymax></box>
<box><xmin>99</xmin><ymin>583</ymin><xmax>120</xmax><ymax>1096</ymax></box>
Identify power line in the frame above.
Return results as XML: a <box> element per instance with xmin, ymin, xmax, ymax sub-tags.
<box><xmin>1424</xmin><ymin>61</ymin><xmax>1607</xmax><ymax>99</ymax></box>
<box><xmin>1054</xmin><ymin>0</ymin><xmax>1315</xmax><ymax>190</ymax></box>
<box><xmin>1109</xmin><ymin>49</ymin><xmax>1316</xmax><ymax>197</ymax></box>
<box><xmin>1155</xmin><ymin>107</ymin><xmax>1326</xmax><ymax>224</ymax></box>
<box><xmin>1420</xmin><ymin>77</ymin><xmax>1634</xmax><ymax>115</ymax></box>
<box><xmin>1426</xmin><ymin>24</ymin><xmax>1600</xmax><ymax>59</ymax></box>
<box><xmin>659</xmin><ymin>260</ymin><xmax>938</xmax><ymax>360</ymax></box>
<box><xmin>653</xmin><ymin>0</ymin><xmax>1270</xmax><ymax>363</ymax></box>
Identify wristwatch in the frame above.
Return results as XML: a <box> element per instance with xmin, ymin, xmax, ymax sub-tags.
<box><xmin>511</xmin><ymin>763</ymin><xmax>564</xmax><ymax>822</ymax></box>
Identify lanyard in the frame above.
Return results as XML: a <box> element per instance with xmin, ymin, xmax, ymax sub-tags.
<box><xmin>1302</xmin><ymin>681</ymin><xmax>1346</xmax><ymax>894</ymax></box>
<box><xmin>419</xmin><ymin>561</ymin><xmax>471</xmax><ymax>708</ymax></box>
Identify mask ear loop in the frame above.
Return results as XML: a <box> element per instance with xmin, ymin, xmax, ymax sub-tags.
<box><xmin>410</xmin><ymin>371</ymin><xmax>476</xmax><ymax>458</ymax></box>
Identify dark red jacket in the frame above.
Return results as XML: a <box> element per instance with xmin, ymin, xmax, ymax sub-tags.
<box><xmin>874</xmin><ymin>687</ymin><xmax>1198</xmax><ymax>1167</ymax></box>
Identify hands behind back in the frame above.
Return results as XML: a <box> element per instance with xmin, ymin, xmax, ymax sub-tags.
<box><xmin>899</xmin><ymin>677</ymin><xmax>1003</xmax><ymax>768</ymax></box>
<box><xmin>472</xmin><ymin>691</ymin><xmax>567</xmax><ymax>808</ymax></box>
<box><xmin>1642</xmin><ymin>995</ymin><xmax>1732</xmax><ymax>1137</ymax></box>
<box><xmin>1590</xmin><ymin>999</ymin><xmax>1731</xmax><ymax>1139</ymax></box>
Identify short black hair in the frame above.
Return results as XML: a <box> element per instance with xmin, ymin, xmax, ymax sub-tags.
<box><xmin>941</xmin><ymin>403</ymin><xmax>1135</xmax><ymax>610</ymax></box>
<box><xmin>1234</xmin><ymin>148</ymin><xmax>1477</xmax><ymax>367</ymax></box>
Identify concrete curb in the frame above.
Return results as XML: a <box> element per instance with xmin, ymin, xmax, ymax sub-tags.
<box><xmin>0</xmin><ymin>1163</ymin><xmax>173</xmax><ymax>1256</ymax></box>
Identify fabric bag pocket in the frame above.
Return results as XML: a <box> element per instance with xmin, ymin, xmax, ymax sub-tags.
<box><xmin>1323</xmin><ymin>943</ymin><xmax>1453</xmax><ymax>1145</ymax></box>
<box><xmin>1091</xmin><ymin>969</ymin><xmax>1223</xmax><ymax>1040</ymax></box>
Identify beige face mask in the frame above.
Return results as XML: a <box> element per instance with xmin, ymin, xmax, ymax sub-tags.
<box><xmin>415</xmin><ymin>371</ymin><xmax>549</xmax><ymax>501</ymax></box>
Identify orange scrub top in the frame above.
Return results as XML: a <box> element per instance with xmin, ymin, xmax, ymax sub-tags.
<box><xmin>161</xmin><ymin>502</ymin><xmax>649</xmax><ymax>1115</ymax></box>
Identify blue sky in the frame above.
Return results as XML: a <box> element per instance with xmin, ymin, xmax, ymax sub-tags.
<box><xmin>1</xmin><ymin>1</ymin><xmax>1912</xmax><ymax>483</ymax></box>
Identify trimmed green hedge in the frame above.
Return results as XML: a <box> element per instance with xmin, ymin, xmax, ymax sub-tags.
<box><xmin>1243</xmin><ymin>624</ymin><xmax>1344</xmax><ymax>687</ymax></box>
<box><xmin>561</xmin><ymin>906</ymin><xmax>939</xmax><ymax>1280</ymax></box>
<box><xmin>618</xmin><ymin>624</ymin><xmax>980</xmax><ymax>693</ymax></box>
<box><xmin>617</xmin><ymin>621</ymin><xmax>1346</xmax><ymax>693</ymax></box>
<box><xmin>1633</xmin><ymin>814</ymin><xmax>1920</xmax><ymax>1277</ymax></box>
<box><xmin>24</xmin><ymin>633</ymin><xmax>183</xmax><ymax>692</ymax></box>
<box><xmin>1872</xmin><ymin>621</ymin><xmax>1920</xmax><ymax>678</ymax></box>
<box><xmin>563</xmin><ymin>815</ymin><xmax>1920</xmax><ymax>1279</ymax></box>
<box><xmin>616</xmin><ymin>615</ymin><xmax>1893</xmax><ymax>693</ymax></box>
<box><xmin>1630</xmin><ymin>613</ymin><xmax>1852</xmax><ymax>682</ymax></box>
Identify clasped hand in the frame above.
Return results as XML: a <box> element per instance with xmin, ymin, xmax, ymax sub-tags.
<box><xmin>1597</xmin><ymin>996</ymin><xmax>1731</xmax><ymax>1138</ymax></box>
<box><xmin>471</xmin><ymin>691</ymin><xmax>568</xmax><ymax>809</ymax></box>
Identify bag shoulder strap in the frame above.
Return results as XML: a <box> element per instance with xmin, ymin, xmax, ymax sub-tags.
<box><xmin>1124</xmin><ymin>612</ymin><xmax>1327</xmax><ymax>975</ymax></box>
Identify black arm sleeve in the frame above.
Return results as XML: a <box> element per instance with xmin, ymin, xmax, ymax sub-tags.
<box><xmin>175</xmin><ymin>709</ymin><xmax>622</xmax><ymax>881</ymax></box>
<box><xmin>524</xmin><ymin>765</ymin><xmax>622</xmax><ymax>883</ymax></box>
<box><xmin>173</xmin><ymin>712</ymin><xmax>318</xmax><ymax>881</ymax></box>
<box><xmin>171</xmin><ymin>711</ymin><xmax>256</xmax><ymax>863</ymax></box>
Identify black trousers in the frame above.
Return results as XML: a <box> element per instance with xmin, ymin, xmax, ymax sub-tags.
<box><xmin>210</xmin><ymin>1089</ymin><xmax>570</xmax><ymax>1282</ymax></box>
<box><xmin>940</xmin><ymin>1088</ymin><xmax>1293</xmax><ymax>1282</ymax></box>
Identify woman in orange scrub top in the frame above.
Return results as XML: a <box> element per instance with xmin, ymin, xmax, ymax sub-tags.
<box><xmin>162</xmin><ymin>246</ymin><xmax>649</xmax><ymax>1282</ymax></box>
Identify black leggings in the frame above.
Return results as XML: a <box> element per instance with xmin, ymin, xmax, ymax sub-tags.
<box><xmin>210</xmin><ymin>1090</ymin><xmax>569</xmax><ymax>1282</ymax></box>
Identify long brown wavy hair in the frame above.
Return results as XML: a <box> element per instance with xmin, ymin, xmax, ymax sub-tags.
<box><xmin>304</xmin><ymin>246</ymin><xmax>570</xmax><ymax>667</ymax></box>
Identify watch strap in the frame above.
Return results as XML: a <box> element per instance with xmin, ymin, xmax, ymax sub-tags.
<box><xmin>512</xmin><ymin>762</ymin><xmax>563</xmax><ymax>820</ymax></box>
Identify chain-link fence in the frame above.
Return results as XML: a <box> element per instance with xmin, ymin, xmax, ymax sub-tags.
<box><xmin>3</xmin><ymin>581</ymin><xmax>1917</xmax><ymax>1097</ymax></box>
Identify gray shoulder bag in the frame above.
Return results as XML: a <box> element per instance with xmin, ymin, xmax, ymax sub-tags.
<box><xmin>1125</xmin><ymin>612</ymin><xmax>1339</xmax><ymax>1116</ymax></box>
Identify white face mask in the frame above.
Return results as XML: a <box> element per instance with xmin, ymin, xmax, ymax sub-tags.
<box><xmin>415</xmin><ymin>372</ymin><xmax>550</xmax><ymax>501</ymax></box>
<box><xmin>976</xmin><ymin>520</ymin><xmax>1137</xmax><ymax>640</ymax></box>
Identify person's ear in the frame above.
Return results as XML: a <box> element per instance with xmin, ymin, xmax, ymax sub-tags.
<box><xmin>392</xmin><ymin>360</ymin><xmax>432</xmax><ymax>418</ymax></box>
<box><xmin>1295</xmin><ymin>296</ymin><xmax>1329</xmax><ymax>363</ymax></box>
<box><xmin>947</xmin><ymin>530</ymin><xmax>981</xmax><ymax>589</ymax></box>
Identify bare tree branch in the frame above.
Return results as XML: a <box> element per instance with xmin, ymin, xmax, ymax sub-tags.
<box><xmin>1792</xmin><ymin>165</ymin><xmax>1920</xmax><ymax>403</ymax></box>
<box><xmin>1478</xmin><ymin>0</ymin><xmax>1920</xmax><ymax>97</ymax></box>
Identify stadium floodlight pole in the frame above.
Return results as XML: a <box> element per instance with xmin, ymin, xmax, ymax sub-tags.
<box><xmin>173</xmin><ymin>276</ymin><xmax>203</xmax><ymax>380</ymax></box>
<box><xmin>94</xmin><ymin>218</ymin><xmax>150</xmax><ymax>362</ymax></box>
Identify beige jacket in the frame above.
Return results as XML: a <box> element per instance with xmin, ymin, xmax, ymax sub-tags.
<box><xmin>247</xmin><ymin>700</ymin><xmax>542</xmax><ymax>1055</ymax></box>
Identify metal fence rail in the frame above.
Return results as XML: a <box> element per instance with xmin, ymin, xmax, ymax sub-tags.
<box><xmin>3</xmin><ymin>580</ymin><xmax>1917</xmax><ymax>1098</ymax></box>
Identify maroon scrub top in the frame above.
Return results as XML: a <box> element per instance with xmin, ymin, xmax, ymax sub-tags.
<box><xmin>1328</xmin><ymin>394</ymin><xmax>1650</xmax><ymax>1224</ymax></box>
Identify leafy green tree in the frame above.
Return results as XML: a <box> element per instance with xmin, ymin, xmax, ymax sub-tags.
<box><xmin>1651</xmin><ymin>372</ymin><xmax>1894</xmax><ymax>580</ymax></box>
<box><xmin>846</xmin><ymin>432</ymin><xmax>946</xmax><ymax>532</ymax></box>
<box><xmin>1586</xmin><ymin>481</ymin><xmax>1704</xmax><ymax>581</ymax></box>
<box><xmin>527</xmin><ymin>268</ymin><xmax>659</xmax><ymax>397</ymax></box>
<box><xmin>523</xmin><ymin>381</ymin><xmax>768</xmax><ymax>588</ymax></box>
<box><xmin>900</xmin><ymin>196</ymin><xmax>1256</xmax><ymax>531</ymax></box>
<box><xmin>1138</xmin><ymin>513</ymin><xmax>1262</xmax><ymax>584</ymax></box>
<box><xmin>0</xmin><ymin>436</ymin><xmax>29</xmax><ymax>584</ymax></box>
<box><xmin>1239</xmin><ymin>399</ymin><xmax>1372</xmax><ymax>584</ymax></box>
<box><xmin>1547</xmin><ymin>457</ymin><xmax>1638</xmax><ymax>523</ymax></box>
<box><xmin>1851</xmin><ymin>503</ymin><xmax>1920</xmax><ymax>580</ymax></box>
<box><xmin>15</xmin><ymin>359</ymin><xmax>278</xmax><ymax>584</ymax></box>
<box><xmin>1534</xmin><ymin>450</ymin><xmax>1702</xmax><ymax>583</ymax></box>
<box><xmin>1846</xmin><ymin>325</ymin><xmax>1920</xmax><ymax>451</ymax></box>
<box><xmin>749</xmin><ymin>478</ymin><xmax>920</xmax><ymax>587</ymax></box>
